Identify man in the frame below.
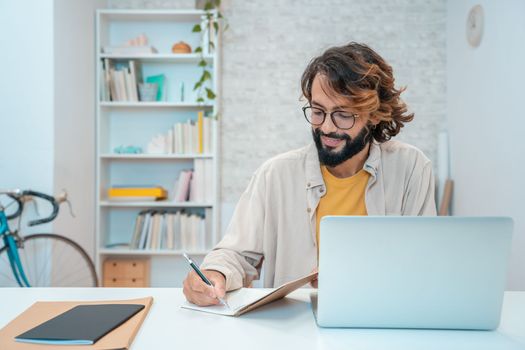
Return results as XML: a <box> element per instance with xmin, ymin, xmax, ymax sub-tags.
<box><xmin>183</xmin><ymin>42</ymin><xmax>436</xmax><ymax>306</ymax></box>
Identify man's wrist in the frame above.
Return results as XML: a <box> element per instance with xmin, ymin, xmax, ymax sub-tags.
<box><xmin>204</xmin><ymin>269</ymin><xmax>226</xmax><ymax>280</ymax></box>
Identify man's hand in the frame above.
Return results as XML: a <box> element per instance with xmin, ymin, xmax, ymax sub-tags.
<box><xmin>183</xmin><ymin>269</ymin><xmax>226</xmax><ymax>306</ymax></box>
<box><xmin>311</xmin><ymin>267</ymin><xmax>318</xmax><ymax>288</ymax></box>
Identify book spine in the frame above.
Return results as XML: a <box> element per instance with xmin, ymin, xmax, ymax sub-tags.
<box><xmin>197</xmin><ymin>111</ymin><xmax>204</xmax><ymax>154</ymax></box>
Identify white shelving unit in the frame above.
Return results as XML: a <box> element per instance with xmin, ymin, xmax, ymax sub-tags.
<box><xmin>95</xmin><ymin>9</ymin><xmax>221</xmax><ymax>287</ymax></box>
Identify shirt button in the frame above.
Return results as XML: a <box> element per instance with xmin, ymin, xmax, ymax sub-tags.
<box><xmin>307</xmin><ymin>207</ymin><xmax>311</xmax><ymax>213</ymax></box>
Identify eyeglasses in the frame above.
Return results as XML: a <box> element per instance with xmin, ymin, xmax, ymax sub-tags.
<box><xmin>302</xmin><ymin>106</ymin><xmax>359</xmax><ymax>130</ymax></box>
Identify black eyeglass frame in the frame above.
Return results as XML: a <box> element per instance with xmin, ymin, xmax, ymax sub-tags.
<box><xmin>302</xmin><ymin>106</ymin><xmax>360</xmax><ymax>130</ymax></box>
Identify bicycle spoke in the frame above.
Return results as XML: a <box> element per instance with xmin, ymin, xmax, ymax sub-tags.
<box><xmin>22</xmin><ymin>242</ymin><xmax>34</xmax><ymax>286</ymax></box>
<box><xmin>0</xmin><ymin>234</ymin><xmax>97</xmax><ymax>287</ymax></box>
<box><xmin>53</xmin><ymin>266</ymin><xmax>91</xmax><ymax>286</ymax></box>
<box><xmin>0</xmin><ymin>249</ymin><xmax>18</xmax><ymax>286</ymax></box>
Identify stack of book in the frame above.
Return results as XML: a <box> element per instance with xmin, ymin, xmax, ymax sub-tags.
<box><xmin>146</xmin><ymin>112</ymin><xmax>215</xmax><ymax>154</ymax></box>
<box><xmin>108</xmin><ymin>185</ymin><xmax>167</xmax><ymax>202</ymax></box>
<box><xmin>173</xmin><ymin>159</ymin><xmax>213</xmax><ymax>203</ymax></box>
<box><xmin>101</xmin><ymin>59</ymin><xmax>143</xmax><ymax>102</ymax></box>
<box><xmin>129</xmin><ymin>209</ymin><xmax>212</xmax><ymax>251</ymax></box>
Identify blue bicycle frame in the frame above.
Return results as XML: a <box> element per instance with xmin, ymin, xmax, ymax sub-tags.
<box><xmin>0</xmin><ymin>211</ymin><xmax>31</xmax><ymax>287</ymax></box>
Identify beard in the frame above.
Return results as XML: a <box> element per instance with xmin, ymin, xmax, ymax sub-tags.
<box><xmin>312</xmin><ymin>126</ymin><xmax>372</xmax><ymax>167</ymax></box>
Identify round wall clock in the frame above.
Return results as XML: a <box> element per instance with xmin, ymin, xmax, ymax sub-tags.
<box><xmin>466</xmin><ymin>4</ymin><xmax>484</xmax><ymax>48</ymax></box>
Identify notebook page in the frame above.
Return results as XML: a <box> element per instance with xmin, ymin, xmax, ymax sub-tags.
<box><xmin>181</xmin><ymin>288</ymin><xmax>271</xmax><ymax>316</ymax></box>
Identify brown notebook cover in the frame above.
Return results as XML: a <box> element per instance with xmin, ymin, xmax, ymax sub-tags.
<box><xmin>0</xmin><ymin>297</ymin><xmax>153</xmax><ymax>350</ymax></box>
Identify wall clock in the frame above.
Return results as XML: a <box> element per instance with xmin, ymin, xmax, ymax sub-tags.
<box><xmin>466</xmin><ymin>4</ymin><xmax>484</xmax><ymax>48</ymax></box>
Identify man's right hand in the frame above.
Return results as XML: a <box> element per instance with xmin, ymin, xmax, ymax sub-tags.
<box><xmin>183</xmin><ymin>269</ymin><xmax>226</xmax><ymax>306</ymax></box>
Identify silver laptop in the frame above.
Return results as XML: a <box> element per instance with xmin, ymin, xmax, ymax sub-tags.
<box><xmin>313</xmin><ymin>216</ymin><xmax>513</xmax><ymax>330</ymax></box>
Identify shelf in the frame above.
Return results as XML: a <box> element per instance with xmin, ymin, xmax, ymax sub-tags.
<box><xmin>99</xmin><ymin>53</ymin><xmax>213</xmax><ymax>64</ymax></box>
<box><xmin>99</xmin><ymin>249</ymin><xmax>209</xmax><ymax>256</ymax></box>
<box><xmin>99</xmin><ymin>201</ymin><xmax>213</xmax><ymax>208</ymax></box>
<box><xmin>97</xmin><ymin>9</ymin><xmax>212</xmax><ymax>22</ymax></box>
<box><xmin>96</xmin><ymin>8</ymin><xmax>220</xmax><ymax>287</ymax></box>
<box><xmin>99</xmin><ymin>102</ymin><xmax>214</xmax><ymax>108</ymax></box>
<box><xmin>100</xmin><ymin>154</ymin><xmax>214</xmax><ymax>160</ymax></box>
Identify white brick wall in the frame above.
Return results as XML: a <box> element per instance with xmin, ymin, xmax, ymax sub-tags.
<box><xmin>109</xmin><ymin>0</ymin><xmax>446</xmax><ymax>204</ymax></box>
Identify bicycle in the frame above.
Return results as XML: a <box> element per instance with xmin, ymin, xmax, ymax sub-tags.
<box><xmin>0</xmin><ymin>189</ymin><xmax>98</xmax><ymax>287</ymax></box>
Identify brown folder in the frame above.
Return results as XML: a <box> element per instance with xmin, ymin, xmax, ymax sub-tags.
<box><xmin>0</xmin><ymin>297</ymin><xmax>153</xmax><ymax>350</ymax></box>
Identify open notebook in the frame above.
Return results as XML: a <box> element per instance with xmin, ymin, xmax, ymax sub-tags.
<box><xmin>181</xmin><ymin>272</ymin><xmax>317</xmax><ymax>316</ymax></box>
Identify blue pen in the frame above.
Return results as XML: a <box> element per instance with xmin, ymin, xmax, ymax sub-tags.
<box><xmin>183</xmin><ymin>253</ymin><xmax>229</xmax><ymax>308</ymax></box>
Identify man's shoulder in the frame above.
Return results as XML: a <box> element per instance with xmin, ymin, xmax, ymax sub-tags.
<box><xmin>257</xmin><ymin>145</ymin><xmax>311</xmax><ymax>175</ymax></box>
<box><xmin>378</xmin><ymin>140</ymin><xmax>431</xmax><ymax>165</ymax></box>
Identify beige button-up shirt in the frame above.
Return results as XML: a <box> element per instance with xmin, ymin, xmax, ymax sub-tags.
<box><xmin>201</xmin><ymin>140</ymin><xmax>437</xmax><ymax>291</ymax></box>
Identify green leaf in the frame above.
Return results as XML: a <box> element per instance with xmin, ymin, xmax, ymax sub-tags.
<box><xmin>194</xmin><ymin>81</ymin><xmax>203</xmax><ymax>91</ymax></box>
<box><xmin>202</xmin><ymin>70</ymin><xmax>212</xmax><ymax>81</ymax></box>
<box><xmin>198</xmin><ymin>59</ymin><xmax>207</xmax><ymax>67</ymax></box>
<box><xmin>204</xmin><ymin>1</ymin><xmax>214</xmax><ymax>11</ymax></box>
<box><xmin>218</xmin><ymin>12</ymin><xmax>223</xmax><ymax>19</ymax></box>
<box><xmin>196</xmin><ymin>97</ymin><xmax>205</xmax><ymax>103</ymax></box>
<box><xmin>213</xmin><ymin>22</ymin><xmax>219</xmax><ymax>34</ymax></box>
<box><xmin>205</xmin><ymin>88</ymin><xmax>216</xmax><ymax>99</ymax></box>
<box><xmin>194</xmin><ymin>46</ymin><xmax>202</xmax><ymax>53</ymax></box>
<box><xmin>209</xmin><ymin>41</ymin><xmax>215</xmax><ymax>49</ymax></box>
<box><xmin>192</xmin><ymin>24</ymin><xmax>201</xmax><ymax>33</ymax></box>
<box><xmin>215</xmin><ymin>0</ymin><xmax>221</xmax><ymax>7</ymax></box>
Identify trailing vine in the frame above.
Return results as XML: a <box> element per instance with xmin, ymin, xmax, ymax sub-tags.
<box><xmin>192</xmin><ymin>0</ymin><xmax>226</xmax><ymax>104</ymax></box>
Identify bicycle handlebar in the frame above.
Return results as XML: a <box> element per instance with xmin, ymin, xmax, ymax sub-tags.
<box><xmin>1</xmin><ymin>190</ymin><xmax>60</xmax><ymax>227</ymax></box>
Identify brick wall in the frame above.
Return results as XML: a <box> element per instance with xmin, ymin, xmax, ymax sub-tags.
<box><xmin>109</xmin><ymin>0</ymin><xmax>446</xmax><ymax>204</ymax></box>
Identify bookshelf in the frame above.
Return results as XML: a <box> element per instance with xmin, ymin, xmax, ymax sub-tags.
<box><xmin>95</xmin><ymin>9</ymin><xmax>221</xmax><ymax>287</ymax></box>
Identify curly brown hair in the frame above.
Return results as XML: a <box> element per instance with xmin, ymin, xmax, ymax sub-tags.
<box><xmin>301</xmin><ymin>42</ymin><xmax>413</xmax><ymax>143</ymax></box>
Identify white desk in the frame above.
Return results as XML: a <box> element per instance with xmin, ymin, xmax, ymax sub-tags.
<box><xmin>1</xmin><ymin>288</ymin><xmax>524</xmax><ymax>350</ymax></box>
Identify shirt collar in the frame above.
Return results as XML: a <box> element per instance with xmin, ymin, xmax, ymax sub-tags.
<box><xmin>305</xmin><ymin>141</ymin><xmax>381</xmax><ymax>188</ymax></box>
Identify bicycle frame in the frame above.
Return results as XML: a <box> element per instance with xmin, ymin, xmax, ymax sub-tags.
<box><xmin>0</xmin><ymin>210</ymin><xmax>31</xmax><ymax>287</ymax></box>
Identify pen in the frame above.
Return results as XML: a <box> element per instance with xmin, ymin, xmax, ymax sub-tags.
<box><xmin>183</xmin><ymin>253</ymin><xmax>229</xmax><ymax>308</ymax></box>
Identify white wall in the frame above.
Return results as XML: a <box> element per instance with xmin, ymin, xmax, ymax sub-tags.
<box><xmin>0</xmin><ymin>0</ymin><xmax>55</xmax><ymax>232</ymax></box>
<box><xmin>447</xmin><ymin>0</ymin><xmax>525</xmax><ymax>290</ymax></box>
<box><xmin>0</xmin><ymin>0</ymin><xmax>102</xmax><ymax>259</ymax></box>
<box><xmin>53</xmin><ymin>0</ymin><xmax>102</xmax><ymax>261</ymax></box>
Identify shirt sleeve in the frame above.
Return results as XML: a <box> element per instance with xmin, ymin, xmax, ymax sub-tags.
<box><xmin>402</xmin><ymin>161</ymin><xmax>437</xmax><ymax>216</ymax></box>
<box><xmin>200</xmin><ymin>168</ymin><xmax>266</xmax><ymax>291</ymax></box>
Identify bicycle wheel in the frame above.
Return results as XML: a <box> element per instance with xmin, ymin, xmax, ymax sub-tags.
<box><xmin>0</xmin><ymin>233</ymin><xmax>98</xmax><ymax>287</ymax></box>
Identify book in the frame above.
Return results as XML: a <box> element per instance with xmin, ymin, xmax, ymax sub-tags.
<box><xmin>165</xmin><ymin>213</ymin><xmax>175</xmax><ymax>249</ymax></box>
<box><xmin>129</xmin><ymin>60</ymin><xmax>142</xmax><ymax>102</ymax></box>
<box><xmin>198</xmin><ymin>111</ymin><xmax>204</xmax><ymax>153</ymax></box>
<box><xmin>105</xmin><ymin>59</ymin><xmax>116</xmax><ymax>101</ymax></box>
<box><xmin>130</xmin><ymin>212</ymin><xmax>145</xmax><ymax>249</ymax></box>
<box><xmin>15</xmin><ymin>304</ymin><xmax>145</xmax><ymax>345</ymax></box>
<box><xmin>0</xmin><ymin>297</ymin><xmax>152</xmax><ymax>349</ymax></box>
<box><xmin>145</xmin><ymin>74</ymin><xmax>166</xmax><ymax>101</ymax></box>
<box><xmin>125</xmin><ymin>67</ymin><xmax>139</xmax><ymax>102</ymax></box>
<box><xmin>174</xmin><ymin>171</ymin><xmax>192</xmax><ymax>202</ymax></box>
<box><xmin>138</xmin><ymin>212</ymin><xmax>152</xmax><ymax>249</ymax></box>
<box><xmin>181</xmin><ymin>272</ymin><xmax>318</xmax><ymax>316</ymax></box>
<box><xmin>108</xmin><ymin>187</ymin><xmax>167</xmax><ymax>201</ymax></box>
<box><xmin>149</xmin><ymin>213</ymin><xmax>161</xmax><ymax>250</ymax></box>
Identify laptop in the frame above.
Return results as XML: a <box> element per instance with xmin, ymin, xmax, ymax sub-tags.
<box><xmin>313</xmin><ymin>216</ymin><xmax>513</xmax><ymax>330</ymax></box>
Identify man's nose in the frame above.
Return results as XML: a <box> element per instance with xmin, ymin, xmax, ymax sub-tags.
<box><xmin>320</xmin><ymin>114</ymin><xmax>338</xmax><ymax>135</ymax></box>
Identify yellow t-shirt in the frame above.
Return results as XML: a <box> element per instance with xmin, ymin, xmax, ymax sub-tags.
<box><xmin>316</xmin><ymin>166</ymin><xmax>370</xmax><ymax>247</ymax></box>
